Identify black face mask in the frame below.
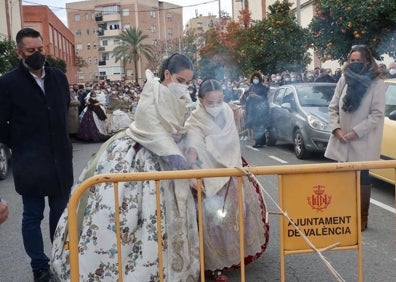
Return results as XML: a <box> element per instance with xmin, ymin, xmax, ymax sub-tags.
<box><xmin>349</xmin><ymin>62</ymin><xmax>365</xmax><ymax>74</ymax></box>
<box><xmin>24</xmin><ymin>51</ymin><xmax>46</xmax><ymax>70</ymax></box>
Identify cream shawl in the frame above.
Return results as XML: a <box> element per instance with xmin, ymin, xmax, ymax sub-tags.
<box><xmin>126</xmin><ymin>70</ymin><xmax>187</xmax><ymax>157</ymax></box>
<box><xmin>184</xmin><ymin>102</ymin><xmax>241</xmax><ymax>198</ymax></box>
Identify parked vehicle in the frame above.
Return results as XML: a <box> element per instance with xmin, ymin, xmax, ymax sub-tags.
<box><xmin>266</xmin><ymin>83</ymin><xmax>337</xmax><ymax>159</ymax></box>
<box><xmin>370</xmin><ymin>78</ymin><xmax>396</xmax><ymax>184</ymax></box>
<box><xmin>0</xmin><ymin>143</ymin><xmax>11</xmax><ymax>180</ymax></box>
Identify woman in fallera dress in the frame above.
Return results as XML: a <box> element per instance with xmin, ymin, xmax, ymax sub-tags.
<box><xmin>51</xmin><ymin>53</ymin><xmax>200</xmax><ymax>281</ymax></box>
<box><xmin>184</xmin><ymin>79</ymin><xmax>269</xmax><ymax>281</ymax></box>
<box><xmin>77</xmin><ymin>90</ymin><xmax>109</xmax><ymax>142</ymax></box>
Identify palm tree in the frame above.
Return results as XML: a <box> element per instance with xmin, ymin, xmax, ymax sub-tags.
<box><xmin>112</xmin><ymin>27</ymin><xmax>153</xmax><ymax>84</ymax></box>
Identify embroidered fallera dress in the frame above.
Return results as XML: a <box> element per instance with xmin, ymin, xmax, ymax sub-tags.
<box><xmin>184</xmin><ymin>101</ymin><xmax>269</xmax><ymax>272</ymax></box>
<box><xmin>51</xmin><ymin>70</ymin><xmax>200</xmax><ymax>281</ymax></box>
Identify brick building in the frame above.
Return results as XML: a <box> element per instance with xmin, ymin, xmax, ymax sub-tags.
<box><xmin>67</xmin><ymin>0</ymin><xmax>182</xmax><ymax>84</ymax></box>
<box><xmin>23</xmin><ymin>5</ymin><xmax>77</xmax><ymax>84</ymax></box>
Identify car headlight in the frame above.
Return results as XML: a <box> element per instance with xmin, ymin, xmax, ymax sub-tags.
<box><xmin>307</xmin><ymin>114</ymin><xmax>330</xmax><ymax>131</ymax></box>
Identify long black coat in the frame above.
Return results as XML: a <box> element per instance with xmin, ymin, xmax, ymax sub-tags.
<box><xmin>0</xmin><ymin>61</ymin><xmax>73</xmax><ymax>196</ymax></box>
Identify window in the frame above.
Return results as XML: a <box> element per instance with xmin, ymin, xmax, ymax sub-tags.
<box><xmin>75</xmin><ymin>29</ymin><xmax>81</xmax><ymax>36</ymax></box>
<box><xmin>85</xmin><ymin>13</ymin><xmax>89</xmax><ymax>21</ymax></box>
<box><xmin>102</xmin><ymin>40</ymin><xmax>108</xmax><ymax>46</ymax></box>
<box><xmin>150</xmin><ymin>9</ymin><xmax>156</xmax><ymax>18</ymax></box>
<box><xmin>87</xmin><ymin>43</ymin><xmax>91</xmax><ymax>50</ymax></box>
<box><xmin>94</xmin><ymin>57</ymin><xmax>98</xmax><ymax>64</ymax></box>
<box><xmin>123</xmin><ymin>24</ymin><xmax>130</xmax><ymax>31</ymax></box>
<box><xmin>88</xmin><ymin>57</ymin><xmax>91</xmax><ymax>64</ymax></box>
<box><xmin>385</xmin><ymin>84</ymin><xmax>396</xmax><ymax>117</ymax></box>
<box><xmin>78</xmin><ymin>73</ymin><xmax>84</xmax><ymax>80</ymax></box>
<box><xmin>102</xmin><ymin>53</ymin><xmax>109</xmax><ymax>60</ymax></box>
<box><xmin>167</xmin><ymin>28</ymin><xmax>173</xmax><ymax>36</ymax></box>
<box><xmin>74</xmin><ymin>14</ymin><xmax>81</xmax><ymax>22</ymax></box>
<box><xmin>86</xmin><ymin>29</ymin><xmax>90</xmax><ymax>35</ymax></box>
<box><xmin>76</xmin><ymin>43</ymin><xmax>83</xmax><ymax>51</ymax></box>
<box><xmin>93</xmin><ymin>43</ymin><xmax>97</xmax><ymax>49</ymax></box>
<box><xmin>122</xmin><ymin>9</ymin><xmax>129</xmax><ymax>16</ymax></box>
<box><xmin>167</xmin><ymin>13</ymin><xmax>172</xmax><ymax>21</ymax></box>
<box><xmin>150</xmin><ymin>25</ymin><xmax>156</xmax><ymax>33</ymax></box>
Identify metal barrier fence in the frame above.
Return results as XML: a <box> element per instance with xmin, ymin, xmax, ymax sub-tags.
<box><xmin>67</xmin><ymin>160</ymin><xmax>396</xmax><ymax>282</ymax></box>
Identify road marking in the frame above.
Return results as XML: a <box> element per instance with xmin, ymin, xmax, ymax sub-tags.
<box><xmin>246</xmin><ymin>145</ymin><xmax>260</xmax><ymax>151</ymax></box>
<box><xmin>370</xmin><ymin>198</ymin><xmax>396</xmax><ymax>214</ymax></box>
<box><xmin>269</xmin><ymin>155</ymin><xmax>288</xmax><ymax>164</ymax></box>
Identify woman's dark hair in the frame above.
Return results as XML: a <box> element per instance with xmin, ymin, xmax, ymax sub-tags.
<box><xmin>16</xmin><ymin>28</ymin><xmax>43</xmax><ymax>49</ymax></box>
<box><xmin>159</xmin><ymin>53</ymin><xmax>194</xmax><ymax>82</ymax></box>
<box><xmin>197</xmin><ymin>79</ymin><xmax>222</xmax><ymax>99</ymax></box>
<box><xmin>250</xmin><ymin>71</ymin><xmax>263</xmax><ymax>83</ymax></box>
<box><xmin>345</xmin><ymin>45</ymin><xmax>380</xmax><ymax>77</ymax></box>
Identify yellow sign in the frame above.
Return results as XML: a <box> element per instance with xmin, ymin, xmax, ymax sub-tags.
<box><xmin>279</xmin><ymin>171</ymin><xmax>358</xmax><ymax>251</ymax></box>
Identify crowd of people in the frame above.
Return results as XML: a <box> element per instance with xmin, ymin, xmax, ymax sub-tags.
<box><xmin>67</xmin><ymin>80</ymin><xmax>140</xmax><ymax>142</ymax></box>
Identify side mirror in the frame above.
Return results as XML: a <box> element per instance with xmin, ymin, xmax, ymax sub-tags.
<box><xmin>389</xmin><ymin>110</ymin><xmax>396</xmax><ymax>121</ymax></box>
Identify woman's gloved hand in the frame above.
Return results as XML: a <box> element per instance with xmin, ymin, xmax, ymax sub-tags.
<box><xmin>162</xmin><ymin>155</ymin><xmax>188</xmax><ymax>170</ymax></box>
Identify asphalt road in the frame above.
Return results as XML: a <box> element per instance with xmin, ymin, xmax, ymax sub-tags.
<box><xmin>0</xmin><ymin>140</ymin><xmax>395</xmax><ymax>281</ymax></box>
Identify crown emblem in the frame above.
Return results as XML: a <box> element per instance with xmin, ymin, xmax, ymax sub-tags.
<box><xmin>307</xmin><ymin>185</ymin><xmax>331</xmax><ymax>212</ymax></box>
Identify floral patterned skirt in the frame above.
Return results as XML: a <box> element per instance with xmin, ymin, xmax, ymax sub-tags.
<box><xmin>51</xmin><ymin>132</ymin><xmax>200</xmax><ymax>281</ymax></box>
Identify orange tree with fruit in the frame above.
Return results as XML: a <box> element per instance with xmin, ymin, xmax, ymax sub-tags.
<box><xmin>199</xmin><ymin>0</ymin><xmax>311</xmax><ymax>78</ymax></box>
<box><xmin>309</xmin><ymin>0</ymin><xmax>396</xmax><ymax>64</ymax></box>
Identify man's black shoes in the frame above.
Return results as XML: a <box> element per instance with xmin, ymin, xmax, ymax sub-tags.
<box><xmin>33</xmin><ymin>268</ymin><xmax>57</xmax><ymax>282</ymax></box>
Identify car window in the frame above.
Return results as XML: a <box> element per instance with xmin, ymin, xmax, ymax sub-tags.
<box><xmin>273</xmin><ymin>88</ymin><xmax>286</xmax><ymax>106</ymax></box>
<box><xmin>282</xmin><ymin>89</ymin><xmax>295</xmax><ymax>105</ymax></box>
<box><xmin>385</xmin><ymin>83</ymin><xmax>396</xmax><ymax>117</ymax></box>
<box><xmin>297</xmin><ymin>85</ymin><xmax>335</xmax><ymax>106</ymax></box>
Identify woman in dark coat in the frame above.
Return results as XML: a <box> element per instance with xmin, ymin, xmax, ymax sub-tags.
<box><xmin>244</xmin><ymin>71</ymin><xmax>270</xmax><ymax>147</ymax></box>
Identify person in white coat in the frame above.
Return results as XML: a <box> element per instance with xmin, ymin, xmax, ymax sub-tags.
<box><xmin>324</xmin><ymin>44</ymin><xmax>387</xmax><ymax>231</ymax></box>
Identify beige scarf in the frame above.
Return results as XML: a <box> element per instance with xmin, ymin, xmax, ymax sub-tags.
<box><xmin>126</xmin><ymin>70</ymin><xmax>187</xmax><ymax>157</ymax></box>
<box><xmin>184</xmin><ymin>101</ymin><xmax>241</xmax><ymax>198</ymax></box>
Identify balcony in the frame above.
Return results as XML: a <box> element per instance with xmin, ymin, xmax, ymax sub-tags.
<box><xmin>103</xmin><ymin>13</ymin><xmax>121</xmax><ymax>22</ymax></box>
<box><xmin>98</xmin><ymin>59</ymin><xmax>120</xmax><ymax>68</ymax></box>
<box><xmin>95</xmin><ymin>13</ymin><xmax>103</xmax><ymax>22</ymax></box>
<box><xmin>103</xmin><ymin>29</ymin><xmax>122</xmax><ymax>37</ymax></box>
<box><xmin>98</xmin><ymin>46</ymin><xmax>105</xmax><ymax>51</ymax></box>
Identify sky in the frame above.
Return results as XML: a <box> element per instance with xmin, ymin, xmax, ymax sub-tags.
<box><xmin>22</xmin><ymin>0</ymin><xmax>233</xmax><ymax>27</ymax></box>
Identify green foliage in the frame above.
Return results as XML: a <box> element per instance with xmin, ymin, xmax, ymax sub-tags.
<box><xmin>0</xmin><ymin>39</ymin><xmax>18</xmax><ymax>74</ymax></box>
<box><xmin>309</xmin><ymin>0</ymin><xmax>396</xmax><ymax>64</ymax></box>
<box><xmin>240</xmin><ymin>0</ymin><xmax>311</xmax><ymax>74</ymax></box>
<box><xmin>46</xmin><ymin>56</ymin><xmax>67</xmax><ymax>73</ymax></box>
<box><xmin>113</xmin><ymin>27</ymin><xmax>153</xmax><ymax>83</ymax></box>
<box><xmin>198</xmin><ymin>1</ymin><xmax>311</xmax><ymax>77</ymax></box>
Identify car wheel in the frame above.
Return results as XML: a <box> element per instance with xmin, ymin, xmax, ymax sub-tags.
<box><xmin>265</xmin><ymin>130</ymin><xmax>277</xmax><ymax>146</ymax></box>
<box><xmin>293</xmin><ymin>129</ymin><xmax>310</xmax><ymax>159</ymax></box>
<box><xmin>0</xmin><ymin>144</ymin><xmax>9</xmax><ymax>180</ymax></box>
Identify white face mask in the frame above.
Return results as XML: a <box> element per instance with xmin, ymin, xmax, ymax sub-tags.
<box><xmin>253</xmin><ymin>78</ymin><xmax>259</xmax><ymax>84</ymax></box>
<box><xmin>205</xmin><ymin>105</ymin><xmax>223</xmax><ymax>118</ymax></box>
<box><xmin>390</xmin><ymin>68</ymin><xmax>396</xmax><ymax>75</ymax></box>
<box><xmin>95</xmin><ymin>90</ymin><xmax>101</xmax><ymax>94</ymax></box>
<box><xmin>168</xmin><ymin>75</ymin><xmax>188</xmax><ymax>99</ymax></box>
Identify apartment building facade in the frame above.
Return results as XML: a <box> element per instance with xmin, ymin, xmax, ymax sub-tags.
<box><xmin>23</xmin><ymin>5</ymin><xmax>77</xmax><ymax>84</ymax></box>
<box><xmin>67</xmin><ymin>0</ymin><xmax>182</xmax><ymax>84</ymax></box>
<box><xmin>0</xmin><ymin>0</ymin><xmax>22</xmax><ymax>40</ymax></box>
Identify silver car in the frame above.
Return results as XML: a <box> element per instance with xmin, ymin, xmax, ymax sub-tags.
<box><xmin>266</xmin><ymin>83</ymin><xmax>337</xmax><ymax>159</ymax></box>
<box><xmin>0</xmin><ymin>143</ymin><xmax>11</xmax><ymax>180</ymax></box>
